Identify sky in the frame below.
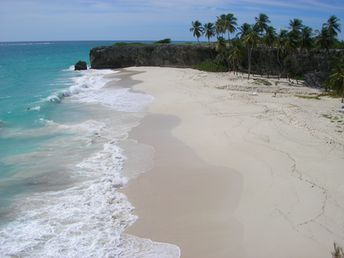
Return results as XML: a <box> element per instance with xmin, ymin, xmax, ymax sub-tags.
<box><xmin>0</xmin><ymin>0</ymin><xmax>343</xmax><ymax>42</ymax></box>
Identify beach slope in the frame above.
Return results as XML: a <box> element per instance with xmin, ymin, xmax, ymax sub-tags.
<box><xmin>123</xmin><ymin>67</ymin><xmax>344</xmax><ymax>258</ymax></box>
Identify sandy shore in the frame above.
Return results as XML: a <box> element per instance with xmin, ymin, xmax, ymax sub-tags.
<box><xmin>121</xmin><ymin>67</ymin><xmax>344</xmax><ymax>258</ymax></box>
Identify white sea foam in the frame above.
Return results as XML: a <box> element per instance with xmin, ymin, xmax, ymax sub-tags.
<box><xmin>120</xmin><ymin>234</ymin><xmax>181</xmax><ymax>258</ymax></box>
<box><xmin>0</xmin><ymin>67</ymin><xmax>179</xmax><ymax>258</ymax></box>
<box><xmin>74</xmin><ymin>87</ymin><xmax>154</xmax><ymax>112</ymax></box>
<box><xmin>27</xmin><ymin>105</ymin><xmax>41</xmax><ymax>111</ymax></box>
<box><xmin>0</xmin><ymin>141</ymin><xmax>137</xmax><ymax>258</ymax></box>
<box><xmin>46</xmin><ymin>69</ymin><xmax>114</xmax><ymax>104</ymax></box>
<box><xmin>46</xmin><ymin>68</ymin><xmax>153</xmax><ymax>112</ymax></box>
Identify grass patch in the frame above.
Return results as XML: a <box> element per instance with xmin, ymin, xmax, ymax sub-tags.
<box><xmin>296</xmin><ymin>95</ymin><xmax>321</xmax><ymax>100</ymax></box>
<box><xmin>290</xmin><ymin>75</ymin><xmax>305</xmax><ymax>81</ymax></box>
<box><xmin>322</xmin><ymin>114</ymin><xmax>332</xmax><ymax>119</ymax></box>
<box><xmin>193</xmin><ymin>61</ymin><xmax>228</xmax><ymax>72</ymax></box>
<box><xmin>113</xmin><ymin>42</ymin><xmax>147</xmax><ymax>47</ymax></box>
<box><xmin>319</xmin><ymin>92</ymin><xmax>342</xmax><ymax>98</ymax></box>
<box><xmin>253</xmin><ymin>78</ymin><xmax>272</xmax><ymax>86</ymax></box>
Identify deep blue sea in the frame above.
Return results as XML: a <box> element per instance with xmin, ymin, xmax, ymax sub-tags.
<box><xmin>0</xmin><ymin>41</ymin><xmax>179</xmax><ymax>257</ymax></box>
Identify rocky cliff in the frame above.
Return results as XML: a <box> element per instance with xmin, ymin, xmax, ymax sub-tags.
<box><xmin>90</xmin><ymin>44</ymin><xmax>216</xmax><ymax>69</ymax></box>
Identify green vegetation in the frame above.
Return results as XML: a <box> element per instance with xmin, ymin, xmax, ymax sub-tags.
<box><xmin>193</xmin><ymin>60</ymin><xmax>228</xmax><ymax>72</ymax></box>
<box><xmin>296</xmin><ymin>95</ymin><xmax>321</xmax><ymax>100</ymax></box>
<box><xmin>113</xmin><ymin>39</ymin><xmax>171</xmax><ymax>46</ymax></box>
<box><xmin>326</xmin><ymin>57</ymin><xmax>344</xmax><ymax>102</ymax></box>
<box><xmin>332</xmin><ymin>243</ymin><xmax>344</xmax><ymax>258</ymax></box>
<box><xmin>154</xmin><ymin>38</ymin><xmax>171</xmax><ymax>44</ymax></box>
<box><xmin>190</xmin><ymin>20</ymin><xmax>204</xmax><ymax>43</ymax></box>
<box><xmin>113</xmin><ymin>42</ymin><xmax>146</xmax><ymax>47</ymax></box>
<box><xmin>189</xmin><ymin>13</ymin><xmax>343</xmax><ymax>101</ymax></box>
<box><xmin>253</xmin><ymin>78</ymin><xmax>272</xmax><ymax>86</ymax></box>
<box><xmin>322</xmin><ymin>114</ymin><xmax>344</xmax><ymax>127</ymax></box>
<box><xmin>190</xmin><ymin>13</ymin><xmax>341</xmax><ymax>65</ymax></box>
<box><xmin>203</xmin><ymin>23</ymin><xmax>216</xmax><ymax>43</ymax></box>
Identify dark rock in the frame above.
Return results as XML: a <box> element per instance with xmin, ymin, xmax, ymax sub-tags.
<box><xmin>90</xmin><ymin>45</ymin><xmax>216</xmax><ymax>69</ymax></box>
<box><xmin>74</xmin><ymin>61</ymin><xmax>87</xmax><ymax>71</ymax></box>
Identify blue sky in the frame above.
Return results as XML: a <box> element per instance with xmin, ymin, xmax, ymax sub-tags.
<box><xmin>0</xmin><ymin>0</ymin><xmax>343</xmax><ymax>41</ymax></box>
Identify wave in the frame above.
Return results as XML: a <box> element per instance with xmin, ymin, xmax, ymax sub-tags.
<box><xmin>46</xmin><ymin>69</ymin><xmax>114</xmax><ymax>103</ymax></box>
<box><xmin>0</xmin><ymin>141</ymin><xmax>137</xmax><ymax>257</ymax></box>
<box><xmin>46</xmin><ymin>68</ymin><xmax>153</xmax><ymax>112</ymax></box>
<box><xmin>0</xmin><ymin>117</ymin><xmax>180</xmax><ymax>257</ymax></box>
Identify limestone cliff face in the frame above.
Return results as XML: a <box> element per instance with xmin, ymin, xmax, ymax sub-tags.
<box><xmin>90</xmin><ymin>44</ymin><xmax>216</xmax><ymax>69</ymax></box>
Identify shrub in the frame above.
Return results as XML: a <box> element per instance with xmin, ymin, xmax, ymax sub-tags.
<box><xmin>113</xmin><ymin>42</ymin><xmax>146</xmax><ymax>47</ymax></box>
<box><xmin>154</xmin><ymin>38</ymin><xmax>171</xmax><ymax>44</ymax></box>
<box><xmin>193</xmin><ymin>60</ymin><xmax>228</xmax><ymax>72</ymax></box>
<box><xmin>332</xmin><ymin>243</ymin><xmax>344</xmax><ymax>258</ymax></box>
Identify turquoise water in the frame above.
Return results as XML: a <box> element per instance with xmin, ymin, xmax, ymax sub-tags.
<box><xmin>0</xmin><ymin>41</ymin><xmax>181</xmax><ymax>258</ymax></box>
<box><xmin>0</xmin><ymin>41</ymin><xmax>114</xmax><ymax>208</ymax></box>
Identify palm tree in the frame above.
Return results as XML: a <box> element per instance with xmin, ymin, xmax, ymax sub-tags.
<box><xmin>288</xmin><ymin>18</ymin><xmax>304</xmax><ymax>50</ymax></box>
<box><xmin>216</xmin><ymin>36</ymin><xmax>227</xmax><ymax>53</ymax></box>
<box><xmin>264</xmin><ymin>26</ymin><xmax>277</xmax><ymax>47</ymax></box>
<box><xmin>300</xmin><ymin>26</ymin><xmax>313</xmax><ymax>50</ymax></box>
<box><xmin>225</xmin><ymin>13</ymin><xmax>238</xmax><ymax>41</ymax></box>
<box><xmin>203</xmin><ymin>23</ymin><xmax>216</xmax><ymax>43</ymax></box>
<box><xmin>324</xmin><ymin>15</ymin><xmax>341</xmax><ymax>38</ymax></box>
<box><xmin>216</xmin><ymin>15</ymin><xmax>227</xmax><ymax>37</ymax></box>
<box><xmin>215</xmin><ymin>36</ymin><xmax>228</xmax><ymax>65</ymax></box>
<box><xmin>316</xmin><ymin>27</ymin><xmax>332</xmax><ymax>50</ymax></box>
<box><xmin>242</xmin><ymin>25</ymin><xmax>259</xmax><ymax>79</ymax></box>
<box><xmin>320</xmin><ymin>15</ymin><xmax>341</xmax><ymax>49</ymax></box>
<box><xmin>276</xmin><ymin>29</ymin><xmax>289</xmax><ymax>78</ymax></box>
<box><xmin>237</xmin><ymin>23</ymin><xmax>251</xmax><ymax>39</ymax></box>
<box><xmin>190</xmin><ymin>20</ymin><xmax>204</xmax><ymax>43</ymax></box>
<box><xmin>254</xmin><ymin>13</ymin><xmax>271</xmax><ymax>36</ymax></box>
<box><xmin>327</xmin><ymin>60</ymin><xmax>344</xmax><ymax>103</ymax></box>
<box><xmin>228</xmin><ymin>42</ymin><xmax>243</xmax><ymax>74</ymax></box>
<box><xmin>264</xmin><ymin>26</ymin><xmax>277</xmax><ymax>77</ymax></box>
<box><xmin>289</xmin><ymin>18</ymin><xmax>303</xmax><ymax>32</ymax></box>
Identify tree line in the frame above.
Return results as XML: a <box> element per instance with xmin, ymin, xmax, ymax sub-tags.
<box><xmin>190</xmin><ymin>13</ymin><xmax>344</xmax><ymax>101</ymax></box>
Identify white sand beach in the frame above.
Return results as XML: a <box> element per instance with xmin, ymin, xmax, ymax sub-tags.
<box><xmin>121</xmin><ymin>67</ymin><xmax>344</xmax><ymax>258</ymax></box>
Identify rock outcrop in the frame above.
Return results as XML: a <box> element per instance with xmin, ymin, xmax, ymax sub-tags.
<box><xmin>90</xmin><ymin>44</ymin><xmax>216</xmax><ymax>69</ymax></box>
<box><xmin>89</xmin><ymin>44</ymin><xmax>344</xmax><ymax>88</ymax></box>
<box><xmin>74</xmin><ymin>61</ymin><xmax>87</xmax><ymax>70</ymax></box>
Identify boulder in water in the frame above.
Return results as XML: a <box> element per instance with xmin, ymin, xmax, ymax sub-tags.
<box><xmin>74</xmin><ymin>61</ymin><xmax>87</xmax><ymax>71</ymax></box>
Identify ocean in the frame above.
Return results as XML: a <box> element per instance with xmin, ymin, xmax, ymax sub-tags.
<box><xmin>0</xmin><ymin>41</ymin><xmax>179</xmax><ymax>257</ymax></box>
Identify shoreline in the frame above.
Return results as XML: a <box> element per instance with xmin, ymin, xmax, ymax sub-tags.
<box><xmin>124</xmin><ymin>113</ymin><xmax>243</xmax><ymax>257</ymax></box>
<box><xmin>120</xmin><ymin>67</ymin><xmax>344</xmax><ymax>257</ymax></box>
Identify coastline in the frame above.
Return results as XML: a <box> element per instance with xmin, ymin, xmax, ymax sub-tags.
<box><xmin>124</xmin><ymin>113</ymin><xmax>243</xmax><ymax>257</ymax></box>
<box><xmin>120</xmin><ymin>67</ymin><xmax>344</xmax><ymax>257</ymax></box>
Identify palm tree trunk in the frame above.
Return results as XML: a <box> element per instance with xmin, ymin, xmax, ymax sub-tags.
<box><xmin>248</xmin><ymin>46</ymin><xmax>252</xmax><ymax>80</ymax></box>
<box><xmin>276</xmin><ymin>48</ymin><xmax>282</xmax><ymax>79</ymax></box>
